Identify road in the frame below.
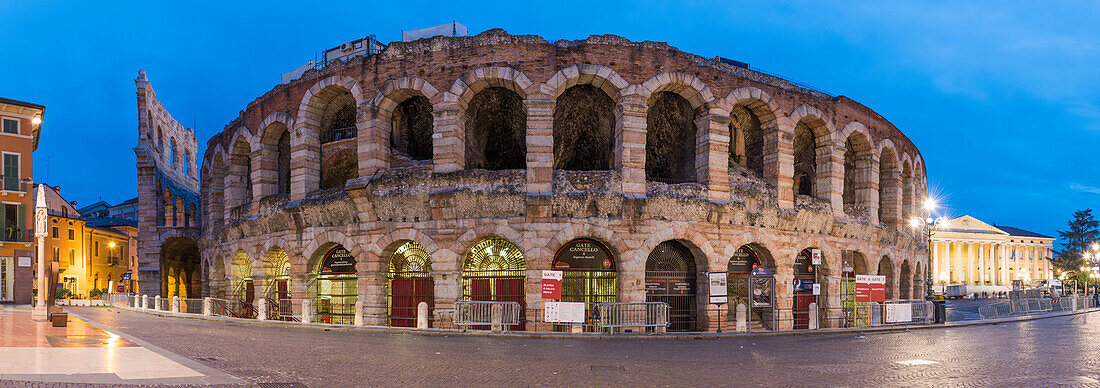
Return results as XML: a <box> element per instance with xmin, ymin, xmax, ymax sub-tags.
<box><xmin>39</xmin><ymin>306</ymin><xmax>1100</xmax><ymax>387</ymax></box>
<box><xmin>945</xmin><ymin>298</ymin><xmax>1006</xmax><ymax>321</ymax></box>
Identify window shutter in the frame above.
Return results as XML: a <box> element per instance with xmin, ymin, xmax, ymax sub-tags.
<box><xmin>17</xmin><ymin>204</ymin><xmax>25</xmax><ymax>241</ymax></box>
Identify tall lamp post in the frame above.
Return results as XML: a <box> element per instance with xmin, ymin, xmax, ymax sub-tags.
<box><xmin>910</xmin><ymin>198</ymin><xmax>943</xmax><ymax>301</ymax></box>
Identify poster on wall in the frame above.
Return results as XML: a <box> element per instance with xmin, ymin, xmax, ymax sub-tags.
<box><xmin>841</xmin><ymin>250</ymin><xmax>854</xmax><ymax>273</ymax></box>
<box><xmin>811</xmin><ymin>249</ymin><xmax>822</xmax><ymax>265</ymax></box>
<box><xmin>728</xmin><ymin>247</ymin><xmax>760</xmax><ymax>274</ymax></box>
<box><xmin>709</xmin><ymin>272</ymin><xmax>728</xmax><ymax>304</ymax></box>
<box><xmin>542</xmin><ymin>270</ymin><xmax>563</xmax><ymax>299</ymax></box>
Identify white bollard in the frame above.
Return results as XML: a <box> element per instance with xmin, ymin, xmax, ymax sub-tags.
<box><xmin>256</xmin><ymin>298</ymin><xmax>267</xmax><ymax>321</ymax></box>
<box><xmin>142</xmin><ymin>295</ymin><xmax>149</xmax><ymax>309</ymax></box>
<box><xmin>203</xmin><ymin>297</ymin><xmax>212</xmax><ymax>316</ymax></box>
<box><xmin>171</xmin><ymin>296</ymin><xmax>180</xmax><ymax>313</ymax></box>
<box><xmin>1072</xmin><ymin>297</ymin><xmax>1078</xmax><ymax>311</ymax></box>
<box><xmin>808</xmin><ymin>302</ymin><xmax>819</xmax><ymax>330</ymax></box>
<box><xmin>301</xmin><ymin>299</ymin><xmax>313</xmax><ymax>324</ymax></box>
<box><xmin>154</xmin><ymin>296</ymin><xmax>162</xmax><ymax>311</ymax></box>
<box><xmin>354</xmin><ymin>300</ymin><xmax>364</xmax><ymax>326</ymax></box>
<box><xmin>491</xmin><ymin>304</ymin><xmax>503</xmax><ymax>332</ymax></box>
<box><xmin>735</xmin><ymin>303</ymin><xmax>748</xmax><ymax>333</ymax></box>
<box><xmin>416</xmin><ymin>302</ymin><xmax>429</xmax><ymax>329</ymax></box>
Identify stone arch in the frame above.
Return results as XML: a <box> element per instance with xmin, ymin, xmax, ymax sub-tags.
<box><xmin>878</xmin><ymin>255</ymin><xmax>896</xmax><ymax>300</ymax></box>
<box><xmin>293</xmin><ymin>75</ymin><xmax>366</xmax><ymax>196</ymax></box>
<box><xmin>372</xmin><ymin>77</ymin><xmax>440</xmax><ymax>166</ymax></box>
<box><xmin>301</xmin><ymin>231</ymin><xmax>368</xmax><ymax>276</ymax></box>
<box><xmin>552</xmin><ymin>83</ymin><xmax>616</xmax><ymax>171</ymax></box>
<box><xmin>454</xmin><ymin>69</ymin><xmax>530</xmax><ymax>171</ymax></box>
<box><xmin>545</xmin><ymin>223</ymin><xmax>629</xmax><ymax>271</ymax></box>
<box><xmin>789</xmin><ymin>108</ymin><xmax>831</xmax><ymax>199</ymax></box>
<box><xmin>640</xmin><ymin>73</ymin><xmax>713</xmax><ymax>185</ymax></box>
<box><xmin>718</xmin><ymin>87</ymin><xmax>781</xmax><ymax>183</ymax></box>
<box><xmin>259</xmin><ymin>112</ymin><xmax>294</xmax><ymax>198</ymax></box>
<box><xmin>161</xmin><ymin>237</ymin><xmax>200</xmax><ymax>298</ymax></box>
<box><xmin>900</xmin><ymin>259</ymin><xmax>911</xmax><ymax>299</ymax></box>
<box><xmin>843</xmin><ymin>127</ymin><xmax>875</xmax><ymax>221</ymax></box>
<box><xmin>645</xmin><ymin>239</ymin><xmax>706</xmax><ymax>331</ymax></box>
<box><xmin>226</xmin><ymin>134</ymin><xmax>253</xmax><ymax>211</ymax></box>
<box><xmin>878</xmin><ymin>145</ymin><xmax>901</xmax><ymax>228</ymax></box>
<box><xmin>374</xmin><ymin>228</ymin><xmax>443</xmax><ymax>273</ymax></box>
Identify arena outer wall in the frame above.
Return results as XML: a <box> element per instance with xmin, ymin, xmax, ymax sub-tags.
<box><xmin>183</xmin><ymin>29</ymin><xmax>928</xmax><ymax>331</ymax></box>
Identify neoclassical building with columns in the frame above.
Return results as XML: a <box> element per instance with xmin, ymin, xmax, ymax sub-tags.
<box><xmin>136</xmin><ymin>29</ymin><xmax>930</xmax><ymax>332</ymax></box>
<box><xmin>931</xmin><ymin>215</ymin><xmax>1054</xmax><ymax>289</ymax></box>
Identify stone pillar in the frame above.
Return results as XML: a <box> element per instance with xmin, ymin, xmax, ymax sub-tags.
<box><xmin>432</xmin><ymin>101</ymin><xmax>463</xmax><ymax>174</ymax></box>
<box><xmin>953</xmin><ymin>242</ymin><xmax>962</xmax><ymax>284</ymax></box>
<box><xmin>616</xmin><ymin>94</ymin><xmax>648</xmax><ymax>198</ymax></box>
<box><xmin>525</xmin><ymin>98</ymin><xmax>554</xmax><ymax>196</ymax></box>
<box><xmin>289</xmin><ymin>115</ymin><xmax>320</xmax><ymax>201</ymax></box>
<box><xmin>359</xmin><ymin>272</ymin><xmax>387</xmax><ymax>326</ymax></box>
<box><xmin>354</xmin><ymin>300</ymin><xmax>364</xmax><ymax>326</ymax></box>
<box><xmin>1000</xmin><ymin>244</ymin><xmax>1008</xmax><ymax>286</ymax></box>
<box><xmin>768</xmin><ymin>122</ymin><xmax>793</xmax><ymax>209</ymax></box>
<box><xmin>203</xmin><ymin>297</ymin><xmax>212</xmax><ymax>316</ymax></box>
<box><xmin>301</xmin><ymin>299</ymin><xmax>313</xmax><ymax>324</ymax></box>
<box><xmin>817</xmin><ymin>141</ymin><xmax>845</xmax><ymax>215</ymax></box>
<box><xmin>694</xmin><ymin>112</ymin><xmax>731</xmax><ymax>202</ymax></box>
<box><xmin>358</xmin><ymin>106</ymin><xmax>388</xmax><ymax>175</ymax></box>
<box><xmin>250</xmin><ymin>148</ymin><xmax>274</xmax><ymax>214</ymax></box>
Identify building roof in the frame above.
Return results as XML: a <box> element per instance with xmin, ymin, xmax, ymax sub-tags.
<box><xmin>994</xmin><ymin>225</ymin><xmax>1053</xmax><ymax>239</ymax></box>
<box><xmin>0</xmin><ymin>97</ymin><xmax>45</xmax><ymax>111</ymax></box>
<box><xmin>84</xmin><ymin>216</ymin><xmax>138</xmax><ymax>229</ymax></box>
<box><xmin>77</xmin><ymin>200</ymin><xmax>111</xmax><ymax>215</ymax></box>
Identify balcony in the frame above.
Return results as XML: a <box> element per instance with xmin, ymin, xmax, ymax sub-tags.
<box><xmin>1</xmin><ymin>226</ymin><xmax>31</xmax><ymax>243</ymax></box>
<box><xmin>322</xmin><ymin>126</ymin><xmax>356</xmax><ymax>144</ymax></box>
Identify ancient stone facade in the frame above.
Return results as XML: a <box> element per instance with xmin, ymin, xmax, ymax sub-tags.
<box><xmin>134</xmin><ymin>70</ymin><xmax>201</xmax><ymax>298</ymax></box>
<box><xmin>191</xmin><ymin>29</ymin><xmax>928</xmax><ymax>331</ymax></box>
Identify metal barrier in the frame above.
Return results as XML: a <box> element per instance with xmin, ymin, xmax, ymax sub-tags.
<box><xmin>978</xmin><ymin>296</ymin><xmax>1098</xmax><ymax>320</ymax></box>
<box><xmin>596</xmin><ymin>302</ymin><xmax>670</xmax><ymax>333</ymax></box>
<box><xmin>453</xmin><ymin>301</ymin><xmax>522</xmax><ymax>331</ymax></box>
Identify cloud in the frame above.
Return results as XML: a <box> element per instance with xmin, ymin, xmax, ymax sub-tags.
<box><xmin>1070</xmin><ymin>183</ymin><xmax>1100</xmax><ymax>195</ymax></box>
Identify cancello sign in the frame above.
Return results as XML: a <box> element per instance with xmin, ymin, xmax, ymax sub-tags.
<box><xmin>552</xmin><ymin>238</ymin><xmax>615</xmax><ymax>271</ymax></box>
<box><xmin>320</xmin><ymin>245</ymin><xmax>357</xmax><ymax>275</ymax></box>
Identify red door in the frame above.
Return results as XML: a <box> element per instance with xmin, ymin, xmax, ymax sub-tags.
<box><xmin>470</xmin><ymin>279</ymin><xmax>492</xmax><ymax>330</ymax></box>
<box><xmin>275</xmin><ymin>280</ymin><xmax>289</xmax><ymax>320</ymax></box>
<box><xmin>494</xmin><ymin>278</ymin><xmax>526</xmax><ymax>331</ymax></box>
<box><xmin>242</xmin><ymin>281</ymin><xmax>255</xmax><ymax>318</ymax></box>
<box><xmin>391</xmin><ymin>279</ymin><xmax>416</xmax><ymax>327</ymax></box>
<box><xmin>413</xmin><ymin>278</ymin><xmax>435</xmax><ymax>328</ymax></box>
<box><xmin>794</xmin><ymin>291</ymin><xmax>814</xmax><ymax>329</ymax></box>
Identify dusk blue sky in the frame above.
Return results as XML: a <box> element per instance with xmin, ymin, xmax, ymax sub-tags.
<box><xmin>1</xmin><ymin>1</ymin><xmax>1097</xmax><ymax>239</ymax></box>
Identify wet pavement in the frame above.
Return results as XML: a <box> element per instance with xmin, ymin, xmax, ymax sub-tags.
<box><xmin>26</xmin><ymin>306</ymin><xmax>1100</xmax><ymax>387</ymax></box>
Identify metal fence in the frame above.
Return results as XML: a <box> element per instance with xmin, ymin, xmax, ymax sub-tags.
<box><xmin>596</xmin><ymin>302</ymin><xmax>670</xmax><ymax>333</ymax></box>
<box><xmin>453</xmin><ymin>301</ymin><xmax>522</xmax><ymax>331</ymax></box>
<box><xmin>979</xmin><ymin>296</ymin><xmax>1097</xmax><ymax>320</ymax></box>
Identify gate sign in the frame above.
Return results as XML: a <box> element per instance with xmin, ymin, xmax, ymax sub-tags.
<box><xmin>552</xmin><ymin>239</ymin><xmax>614</xmax><ymax>271</ymax></box>
<box><xmin>855</xmin><ymin>275</ymin><xmax>886</xmax><ymax>303</ymax></box>
<box><xmin>544</xmin><ymin>301</ymin><xmax>586</xmax><ymax>323</ymax></box>
<box><xmin>709</xmin><ymin>272</ymin><xmax>728</xmax><ymax>304</ymax></box>
<box><xmin>320</xmin><ymin>245</ymin><xmax>357</xmax><ymax>275</ymax></box>
<box><xmin>542</xmin><ymin>270</ymin><xmax>563</xmax><ymax>299</ymax></box>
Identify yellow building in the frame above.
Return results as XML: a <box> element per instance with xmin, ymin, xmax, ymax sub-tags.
<box><xmin>34</xmin><ymin>185</ymin><xmax>133</xmax><ymax>298</ymax></box>
<box><xmin>931</xmin><ymin>215</ymin><xmax>1055</xmax><ymax>291</ymax></box>
<box><xmin>0</xmin><ymin>97</ymin><xmax>43</xmax><ymax>304</ymax></box>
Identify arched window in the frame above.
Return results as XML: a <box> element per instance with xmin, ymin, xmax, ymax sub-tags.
<box><xmin>391</xmin><ymin>96</ymin><xmax>433</xmax><ymax>161</ymax></box>
<box><xmin>465</xmin><ymin>87</ymin><xmax>526</xmax><ymax>170</ymax></box>
<box><xmin>169</xmin><ymin>138</ymin><xmax>177</xmax><ymax>166</ymax></box>
<box><xmin>646</xmin><ymin>92</ymin><xmax>697</xmax><ymax>183</ymax></box>
<box><xmin>320</xmin><ymin>92</ymin><xmax>357</xmax><ymax>144</ymax></box>
<box><xmin>843</xmin><ymin>133</ymin><xmax>874</xmax><ymax>219</ymax></box>
<box><xmin>792</xmin><ymin>121</ymin><xmax>817</xmax><ymax>197</ymax></box>
<box><xmin>730</xmin><ymin>104</ymin><xmax>765</xmax><ymax>179</ymax></box>
<box><xmin>313</xmin><ymin>244</ymin><xmax>357</xmax><ymax>325</ymax></box>
<box><xmin>553</xmin><ymin>85</ymin><xmax>614</xmax><ymax>171</ymax></box>
<box><xmin>277</xmin><ymin>130</ymin><xmax>290</xmax><ymax>194</ymax></box>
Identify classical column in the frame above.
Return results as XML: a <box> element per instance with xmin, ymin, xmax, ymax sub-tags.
<box><xmin>954</xmin><ymin>242</ymin><xmax>962</xmax><ymax>284</ymax></box>
<box><xmin>1000</xmin><ymin>244</ymin><xmax>1008</xmax><ymax>286</ymax></box>
<box><xmin>978</xmin><ymin>242</ymin><xmax>986</xmax><ymax>285</ymax></box>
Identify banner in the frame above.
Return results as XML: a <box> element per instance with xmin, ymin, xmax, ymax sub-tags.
<box><xmin>542</xmin><ymin>270</ymin><xmax>563</xmax><ymax>299</ymax></box>
<box><xmin>885</xmin><ymin>303</ymin><xmax>912</xmax><ymax>323</ymax></box>
<box><xmin>855</xmin><ymin>275</ymin><xmax>886</xmax><ymax>303</ymax></box>
<box><xmin>552</xmin><ymin>239</ymin><xmax>615</xmax><ymax>271</ymax></box>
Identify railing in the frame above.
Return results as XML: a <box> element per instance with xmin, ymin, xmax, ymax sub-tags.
<box><xmin>597</xmin><ymin>302</ymin><xmax>670</xmax><ymax>333</ymax></box>
<box><xmin>1</xmin><ymin>226</ymin><xmax>31</xmax><ymax>243</ymax></box>
<box><xmin>210</xmin><ymin>297</ymin><xmax>257</xmax><ymax>319</ymax></box>
<box><xmin>453</xmin><ymin>301</ymin><xmax>522</xmax><ymax>331</ymax></box>
<box><xmin>322</xmin><ymin>126</ymin><xmax>356</xmax><ymax>143</ymax></box>
<box><xmin>267</xmin><ymin>298</ymin><xmax>303</xmax><ymax>322</ymax></box>
<box><xmin>979</xmin><ymin>296</ymin><xmax>1097</xmax><ymax>320</ymax></box>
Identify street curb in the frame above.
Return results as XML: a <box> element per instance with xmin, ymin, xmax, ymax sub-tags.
<box><xmin>71</xmin><ymin>304</ymin><xmax>1100</xmax><ymax>340</ymax></box>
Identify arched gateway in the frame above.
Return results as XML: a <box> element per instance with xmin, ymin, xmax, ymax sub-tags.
<box><xmin>462</xmin><ymin>237</ymin><xmax>526</xmax><ymax>330</ymax></box>
<box><xmin>645</xmin><ymin>241</ymin><xmax>698</xmax><ymax>332</ymax></box>
<box><xmin>552</xmin><ymin>238</ymin><xmax>617</xmax><ymax>330</ymax></box>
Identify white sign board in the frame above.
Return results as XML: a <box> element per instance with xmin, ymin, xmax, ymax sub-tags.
<box><xmin>812</xmin><ymin>283</ymin><xmax>821</xmax><ymax>296</ymax></box>
<box><xmin>544</xmin><ymin>301</ymin><xmax>586</xmax><ymax>323</ymax></box>
<box><xmin>17</xmin><ymin>257</ymin><xmax>30</xmax><ymax>267</ymax></box>
<box><xmin>811</xmin><ymin>249</ymin><xmax>822</xmax><ymax>265</ymax></box>
<box><xmin>885</xmin><ymin>303</ymin><xmax>912</xmax><ymax>323</ymax></box>
<box><xmin>708</xmin><ymin>272</ymin><xmax>728</xmax><ymax>304</ymax></box>
<box><xmin>542</xmin><ymin>270</ymin><xmax>563</xmax><ymax>281</ymax></box>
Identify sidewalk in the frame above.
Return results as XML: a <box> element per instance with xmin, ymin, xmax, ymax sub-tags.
<box><xmin>0</xmin><ymin>304</ymin><xmax>240</xmax><ymax>385</ymax></box>
<box><xmin>95</xmin><ymin>301</ymin><xmax>1100</xmax><ymax>341</ymax></box>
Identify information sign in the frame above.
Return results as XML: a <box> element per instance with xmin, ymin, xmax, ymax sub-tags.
<box><xmin>544</xmin><ymin>301</ymin><xmax>586</xmax><ymax>323</ymax></box>
<box><xmin>811</xmin><ymin>249</ymin><xmax>822</xmax><ymax>265</ymax></box>
<box><xmin>552</xmin><ymin>239</ymin><xmax>615</xmax><ymax>271</ymax></box>
<box><xmin>542</xmin><ymin>270</ymin><xmax>563</xmax><ymax>299</ymax></box>
<box><xmin>813</xmin><ymin>283</ymin><xmax>821</xmax><ymax>296</ymax></box>
<box><xmin>855</xmin><ymin>275</ymin><xmax>886</xmax><ymax>303</ymax></box>
<box><xmin>17</xmin><ymin>256</ymin><xmax>30</xmax><ymax>267</ymax></box>
<box><xmin>709</xmin><ymin>272</ymin><xmax>728</xmax><ymax>304</ymax></box>
<box><xmin>320</xmin><ymin>246</ymin><xmax>356</xmax><ymax>275</ymax></box>
<box><xmin>885</xmin><ymin>302</ymin><xmax>912</xmax><ymax>323</ymax></box>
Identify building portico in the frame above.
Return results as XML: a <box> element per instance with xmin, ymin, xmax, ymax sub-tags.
<box><xmin>931</xmin><ymin>215</ymin><xmax>1054</xmax><ymax>290</ymax></box>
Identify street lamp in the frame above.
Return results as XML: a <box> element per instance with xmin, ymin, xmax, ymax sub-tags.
<box><xmin>911</xmin><ymin>197</ymin><xmax>944</xmax><ymax>300</ymax></box>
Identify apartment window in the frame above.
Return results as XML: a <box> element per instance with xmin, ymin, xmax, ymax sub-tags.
<box><xmin>2</xmin><ymin>153</ymin><xmax>18</xmax><ymax>191</ymax></box>
<box><xmin>51</xmin><ymin>226</ymin><xmax>58</xmax><ymax>239</ymax></box>
<box><xmin>68</xmin><ymin>229</ymin><xmax>74</xmax><ymax>240</ymax></box>
<box><xmin>1</xmin><ymin>203</ymin><xmax>26</xmax><ymax>242</ymax></box>
<box><xmin>52</xmin><ymin>247</ymin><xmax>59</xmax><ymax>262</ymax></box>
<box><xmin>94</xmin><ymin>241</ymin><xmax>99</xmax><ymax>256</ymax></box>
<box><xmin>1</xmin><ymin>118</ymin><xmax>17</xmax><ymax>134</ymax></box>
<box><xmin>69</xmin><ymin>249</ymin><xmax>75</xmax><ymax>266</ymax></box>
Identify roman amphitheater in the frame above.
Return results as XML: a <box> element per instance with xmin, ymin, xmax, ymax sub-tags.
<box><xmin>139</xmin><ymin>29</ymin><xmax>929</xmax><ymax>332</ymax></box>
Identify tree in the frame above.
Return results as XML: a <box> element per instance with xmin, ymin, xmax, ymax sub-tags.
<box><xmin>1053</xmin><ymin>209</ymin><xmax>1100</xmax><ymax>272</ymax></box>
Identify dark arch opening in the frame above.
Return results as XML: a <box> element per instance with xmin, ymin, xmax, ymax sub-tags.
<box><xmin>553</xmin><ymin>84</ymin><xmax>615</xmax><ymax>171</ymax></box>
<box><xmin>646</xmin><ymin>92</ymin><xmax>697</xmax><ymax>184</ymax></box>
<box><xmin>792</xmin><ymin>121</ymin><xmax>816</xmax><ymax>197</ymax></box>
<box><xmin>645</xmin><ymin>240</ymin><xmax>698</xmax><ymax>332</ymax></box>
<box><xmin>277</xmin><ymin>130</ymin><xmax>291</xmax><ymax>194</ymax></box>
<box><xmin>878</xmin><ymin>256</ymin><xmax>895</xmax><ymax>300</ymax></box>
<box><xmin>391</xmin><ymin>96</ymin><xmax>434</xmax><ymax>161</ymax></box>
<box><xmin>465</xmin><ymin>87</ymin><xmax>526</xmax><ymax>170</ymax></box>
<box><xmin>320</xmin><ymin>91</ymin><xmax>357</xmax><ymax>144</ymax></box>
<box><xmin>730</xmin><ymin>104</ymin><xmax>764</xmax><ymax>179</ymax></box>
